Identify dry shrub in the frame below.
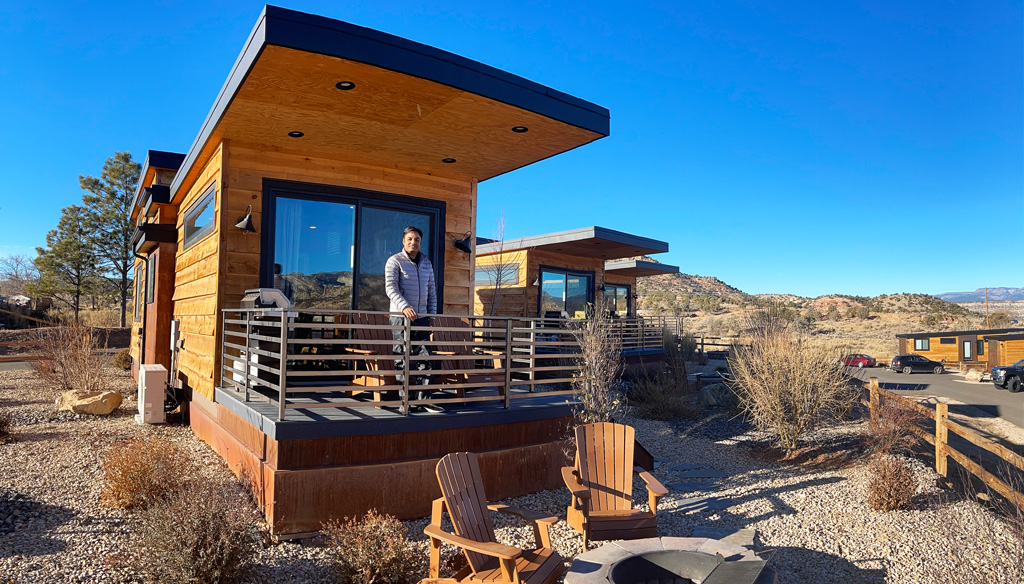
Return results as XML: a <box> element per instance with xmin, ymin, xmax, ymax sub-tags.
<box><xmin>31</xmin><ymin>321</ymin><xmax>107</xmax><ymax>393</ymax></box>
<box><xmin>866</xmin><ymin>395</ymin><xmax>925</xmax><ymax>456</ymax></box>
<box><xmin>866</xmin><ymin>457</ymin><xmax>916</xmax><ymax>511</ymax></box>
<box><xmin>135</xmin><ymin>479</ymin><xmax>258</xmax><ymax>584</ymax></box>
<box><xmin>627</xmin><ymin>371</ymin><xmax>700</xmax><ymax>421</ymax></box>
<box><xmin>101</xmin><ymin>437</ymin><xmax>196</xmax><ymax>510</ymax></box>
<box><xmin>110</xmin><ymin>348</ymin><xmax>132</xmax><ymax>371</ymax></box>
<box><xmin>0</xmin><ymin>410</ymin><xmax>14</xmax><ymax>443</ymax></box>
<box><xmin>322</xmin><ymin>510</ymin><xmax>418</xmax><ymax>584</ymax></box>
<box><xmin>728</xmin><ymin>305</ymin><xmax>856</xmax><ymax>450</ymax></box>
<box><xmin>570</xmin><ymin>308</ymin><xmax>622</xmax><ymax>424</ymax></box>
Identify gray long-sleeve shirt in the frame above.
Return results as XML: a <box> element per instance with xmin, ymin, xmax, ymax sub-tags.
<box><xmin>384</xmin><ymin>251</ymin><xmax>437</xmax><ymax>314</ymax></box>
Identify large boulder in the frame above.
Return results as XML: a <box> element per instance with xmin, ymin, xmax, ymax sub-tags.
<box><xmin>55</xmin><ymin>390</ymin><xmax>122</xmax><ymax>415</ymax></box>
<box><xmin>698</xmin><ymin>383</ymin><xmax>736</xmax><ymax>409</ymax></box>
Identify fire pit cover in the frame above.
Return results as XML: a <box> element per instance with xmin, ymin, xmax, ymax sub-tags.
<box><xmin>608</xmin><ymin>550</ymin><xmax>767</xmax><ymax>584</ymax></box>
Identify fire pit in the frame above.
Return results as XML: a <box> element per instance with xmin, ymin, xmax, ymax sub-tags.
<box><xmin>564</xmin><ymin>537</ymin><xmax>776</xmax><ymax>584</ymax></box>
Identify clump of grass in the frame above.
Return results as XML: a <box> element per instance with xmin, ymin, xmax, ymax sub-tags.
<box><xmin>322</xmin><ymin>510</ymin><xmax>418</xmax><ymax>584</ymax></box>
<box><xmin>135</xmin><ymin>479</ymin><xmax>259</xmax><ymax>584</ymax></box>
<box><xmin>101</xmin><ymin>437</ymin><xmax>196</xmax><ymax>510</ymax></box>
<box><xmin>865</xmin><ymin>457</ymin><xmax>916</xmax><ymax>511</ymax></box>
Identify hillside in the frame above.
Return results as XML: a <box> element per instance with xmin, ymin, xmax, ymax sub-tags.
<box><xmin>936</xmin><ymin>287</ymin><xmax>1024</xmax><ymax>302</ymax></box>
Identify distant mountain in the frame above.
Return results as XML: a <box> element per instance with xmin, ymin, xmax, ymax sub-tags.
<box><xmin>935</xmin><ymin>288</ymin><xmax>1024</xmax><ymax>302</ymax></box>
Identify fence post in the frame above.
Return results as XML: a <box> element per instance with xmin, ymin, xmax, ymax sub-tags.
<box><xmin>278</xmin><ymin>310</ymin><xmax>288</xmax><ymax>421</ymax></box>
<box><xmin>402</xmin><ymin>317</ymin><xmax>411</xmax><ymax>416</ymax></box>
<box><xmin>868</xmin><ymin>377</ymin><xmax>879</xmax><ymax>426</ymax></box>
<box><xmin>243</xmin><ymin>310</ymin><xmax>250</xmax><ymax>403</ymax></box>
<box><xmin>935</xmin><ymin>402</ymin><xmax>948</xmax><ymax>477</ymax></box>
<box><xmin>504</xmin><ymin>319</ymin><xmax>513</xmax><ymax>408</ymax></box>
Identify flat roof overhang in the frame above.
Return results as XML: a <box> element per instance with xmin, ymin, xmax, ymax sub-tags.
<box><xmin>982</xmin><ymin>333</ymin><xmax>1024</xmax><ymax>341</ymax></box>
<box><xmin>477</xmin><ymin>226</ymin><xmax>668</xmax><ymax>260</ymax></box>
<box><xmin>897</xmin><ymin>327</ymin><xmax>1023</xmax><ymax>339</ymax></box>
<box><xmin>130</xmin><ymin>151</ymin><xmax>185</xmax><ymax>221</ymax></box>
<box><xmin>132</xmin><ymin>223</ymin><xmax>178</xmax><ymax>255</ymax></box>
<box><xmin>169</xmin><ymin>5</ymin><xmax>610</xmax><ymax>204</ymax></box>
<box><xmin>604</xmin><ymin>259</ymin><xmax>679</xmax><ymax>277</ymax></box>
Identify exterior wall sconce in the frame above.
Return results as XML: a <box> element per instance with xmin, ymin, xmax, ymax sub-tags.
<box><xmin>531</xmin><ymin>278</ymin><xmax>539</xmax><ymax>286</ymax></box>
<box><xmin>453</xmin><ymin>232</ymin><xmax>472</xmax><ymax>253</ymax></box>
<box><xmin>597</xmin><ymin>285</ymin><xmax>606</xmax><ymax>291</ymax></box>
<box><xmin>236</xmin><ymin>205</ymin><xmax>256</xmax><ymax>234</ymax></box>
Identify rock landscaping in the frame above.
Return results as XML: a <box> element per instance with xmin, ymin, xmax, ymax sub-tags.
<box><xmin>0</xmin><ymin>366</ymin><xmax>1019</xmax><ymax>583</ymax></box>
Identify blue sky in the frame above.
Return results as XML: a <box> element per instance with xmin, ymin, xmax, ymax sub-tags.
<box><xmin>0</xmin><ymin>1</ymin><xmax>1020</xmax><ymax>297</ymax></box>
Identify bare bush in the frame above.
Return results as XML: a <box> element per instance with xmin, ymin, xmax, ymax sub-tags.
<box><xmin>865</xmin><ymin>395</ymin><xmax>925</xmax><ymax>456</ymax></box>
<box><xmin>865</xmin><ymin>456</ymin><xmax>916</xmax><ymax>511</ymax></box>
<box><xmin>627</xmin><ymin>369</ymin><xmax>699</xmax><ymax>421</ymax></box>
<box><xmin>31</xmin><ymin>322</ymin><xmax>107</xmax><ymax>393</ymax></box>
<box><xmin>570</xmin><ymin>308</ymin><xmax>622</xmax><ymax>424</ymax></box>
<box><xmin>728</xmin><ymin>305</ymin><xmax>856</xmax><ymax>450</ymax></box>
<box><xmin>101</xmin><ymin>437</ymin><xmax>196</xmax><ymax>510</ymax></box>
<box><xmin>0</xmin><ymin>410</ymin><xmax>14</xmax><ymax>443</ymax></box>
<box><xmin>110</xmin><ymin>348</ymin><xmax>131</xmax><ymax>371</ymax></box>
<box><xmin>322</xmin><ymin>510</ymin><xmax>418</xmax><ymax>584</ymax></box>
<box><xmin>136</xmin><ymin>479</ymin><xmax>258</xmax><ymax>584</ymax></box>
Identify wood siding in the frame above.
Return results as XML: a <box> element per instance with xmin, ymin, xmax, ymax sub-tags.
<box><xmin>173</xmin><ymin>143</ymin><xmax>223</xmax><ymax>401</ymax></box>
<box><xmin>911</xmin><ymin>336</ymin><xmax>961</xmax><ymax>363</ymax></box>
<box><xmin>475</xmin><ymin>249</ymin><xmax>638</xmax><ymax>317</ymax></box>
<box><xmin>1000</xmin><ymin>339</ymin><xmax>1024</xmax><ymax>366</ymax></box>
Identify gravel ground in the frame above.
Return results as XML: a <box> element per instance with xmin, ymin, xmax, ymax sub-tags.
<box><xmin>1</xmin><ymin>367</ymin><xmax>1019</xmax><ymax>583</ymax></box>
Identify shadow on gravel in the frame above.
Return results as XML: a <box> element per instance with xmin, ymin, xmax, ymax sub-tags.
<box><xmin>0</xmin><ymin>489</ymin><xmax>76</xmax><ymax>558</ymax></box>
<box><xmin>766</xmin><ymin>545</ymin><xmax>886</xmax><ymax>584</ymax></box>
<box><xmin>671</xmin><ymin>411</ymin><xmax>753</xmax><ymax>441</ymax></box>
<box><xmin>877</xmin><ymin>381</ymin><xmax>930</xmax><ymax>391</ymax></box>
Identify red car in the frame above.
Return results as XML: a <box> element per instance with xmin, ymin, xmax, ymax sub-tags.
<box><xmin>842</xmin><ymin>354</ymin><xmax>876</xmax><ymax>368</ymax></box>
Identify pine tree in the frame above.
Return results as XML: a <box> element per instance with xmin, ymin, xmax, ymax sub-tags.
<box><xmin>80</xmin><ymin>152</ymin><xmax>141</xmax><ymax>327</ymax></box>
<box><xmin>30</xmin><ymin>205</ymin><xmax>98</xmax><ymax>322</ymax></box>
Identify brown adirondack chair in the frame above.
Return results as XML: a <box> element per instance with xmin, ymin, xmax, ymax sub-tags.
<box><xmin>425</xmin><ymin>452</ymin><xmax>565</xmax><ymax>584</ymax></box>
<box><xmin>431</xmin><ymin>316</ymin><xmax>504</xmax><ymax>395</ymax></box>
<box><xmin>346</xmin><ymin>312</ymin><xmax>399</xmax><ymax>399</ymax></box>
<box><xmin>562</xmin><ymin>422</ymin><xmax>668</xmax><ymax>548</ymax></box>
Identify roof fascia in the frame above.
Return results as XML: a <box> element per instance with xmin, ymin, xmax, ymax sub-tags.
<box><xmin>169</xmin><ymin>5</ymin><xmax>610</xmax><ymax>202</ymax></box>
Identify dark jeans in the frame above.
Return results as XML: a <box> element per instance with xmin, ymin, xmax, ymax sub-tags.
<box><xmin>391</xmin><ymin>316</ymin><xmax>433</xmax><ymax>402</ymax></box>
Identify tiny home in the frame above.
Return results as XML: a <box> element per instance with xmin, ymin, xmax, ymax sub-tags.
<box><xmin>474</xmin><ymin>226</ymin><xmax>679</xmax><ymax>318</ymax></box>
<box><xmin>127</xmin><ymin>6</ymin><xmax>615</xmax><ymax>536</ymax></box>
<box><xmin>982</xmin><ymin>333</ymin><xmax>1024</xmax><ymax>367</ymax></box>
<box><xmin>896</xmin><ymin>328</ymin><xmax>1022</xmax><ymax>367</ymax></box>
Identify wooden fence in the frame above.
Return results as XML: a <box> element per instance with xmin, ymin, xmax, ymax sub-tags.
<box><xmin>864</xmin><ymin>377</ymin><xmax>1024</xmax><ymax>508</ymax></box>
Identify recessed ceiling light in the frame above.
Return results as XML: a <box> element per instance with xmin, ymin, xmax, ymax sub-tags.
<box><xmin>309</xmin><ymin>226</ymin><xmax>317</xmax><ymax>229</ymax></box>
<box><xmin>442</xmin><ymin>158</ymin><xmax>456</xmax><ymax>164</ymax></box>
<box><xmin>335</xmin><ymin>81</ymin><xmax>356</xmax><ymax>90</ymax></box>
<box><xmin>288</xmin><ymin>131</ymin><xmax>304</xmax><ymax>138</ymax></box>
<box><xmin>512</xmin><ymin>126</ymin><xmax>529</xmax><ymax>133</ymax></box>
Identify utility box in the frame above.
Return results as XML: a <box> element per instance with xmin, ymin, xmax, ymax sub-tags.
<box><xmin>136</xmin><ymin>364</ymin><xmax>167</xmax><ymax>424</ymax></box>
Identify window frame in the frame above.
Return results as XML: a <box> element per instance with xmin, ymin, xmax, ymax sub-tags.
<box><xmin>537</xmin><ymin>265</ymin><xmax>595</xmax><ymax>318</ymax></box>
<box><xmin>133</xmin><ymin>261</ymin><xmax>144</xmax><ymax>321</ymax></box>
<box><xmin>144</xmin><ymin>255</ymin><xmax>156</xmax><ymax>304</ymax></box>
<box><xmin>259</xmin><ymin>179</ymin><xmax>446</xmax><ymax>310</ymax></box>
<box><xmin>939</xmin><ymin>337</ymin><xmax>956</xmax><ymax>344</ymax></box>
<box><xmin>977</xmin><ymin>340</ymin><xmax>985</xmax><ymax>356</ymax></box>
<box><xmin>604</xmin><ymin>283</ymin><xmax>632</xmax><ymax>317</ymax></box>
<box><xmin>182</xmin><ymin>183</ymin><xmax>217</xmax><ymax>251</ymax></box>
<box><xmin>914</xmin><ymin>338</ymin><xmax>930</xmax><ymax>351</ymax></box>
<box><xmin>474</xmin><ymin>263</ymin><xmax>520</xmax><ymax>287</ymax></box>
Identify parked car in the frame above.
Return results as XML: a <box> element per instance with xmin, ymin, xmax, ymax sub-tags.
<box><xmin>890</xmin><ymin>354</ymin><xmax>944</xmax><ymax>375</ymax></box>
<box><xmin>842</xmin><ymin>354</ymin><xmax>876</xmax><ymax>368</ymax></box>
<box><xmin>991</xmin><ymin>359</ymin><xmax>1024</xmax><ymax>393</ymax></box>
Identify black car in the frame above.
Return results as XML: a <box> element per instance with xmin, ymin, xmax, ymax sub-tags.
<box><xmin>890</xmin><ymin>354</ymin><xmax>944</xmax><ymax>375</ymax></box>
<box><xmin>992</xmin><ymin>359</ymin><xmax>1024</xmax><ymax>393</ymax></box>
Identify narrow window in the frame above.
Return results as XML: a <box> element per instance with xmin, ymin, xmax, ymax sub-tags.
<box><xmin>183</xmin><ymin>184</ymin><xmax>216</xmax><ymax>250</ymax></box>
<box><xmin>475</xmin><ymin>264</ymin><xmax>519</xmax><ymax>287</ymax></box>
<box><xmin>977</xmin><ymin>340</ymin><xmax>985</xmax><ymax>356</ymax></box>
<box><xmin>145</xmin><ymin>255</ymin><xmax>155</xmax><ymax>304</ymax></box>
<box><xmin>939</xmin><ymin>337</ymin><xmax>956</xmax><ymax>344</ymax></box>
<box><xmin>133</xmin><ymin>262</ymin><xmax>144</xmax><ymax>321</ymax></box>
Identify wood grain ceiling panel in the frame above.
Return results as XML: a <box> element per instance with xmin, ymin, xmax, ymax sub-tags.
<box><xmin>217</xmin><ymin>45</ymin><xmax>603</xmax><ymax>180</ymax></box>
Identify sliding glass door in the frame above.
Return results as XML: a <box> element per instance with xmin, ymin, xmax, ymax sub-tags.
<box><xmin>538</xmin><ymin>267</ymin><xmax>593</xmax><ymax>318</ymax></box>
<box><xmin>262</xmin><ymin>180</ymin><xmax>444</xmax><ymax>310</ymax></box>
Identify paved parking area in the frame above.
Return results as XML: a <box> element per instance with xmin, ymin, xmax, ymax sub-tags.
<box><xmin>851</xmin><ymin>367</ymin><xmax>1024</xmax><ymax>430</ymax></box>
